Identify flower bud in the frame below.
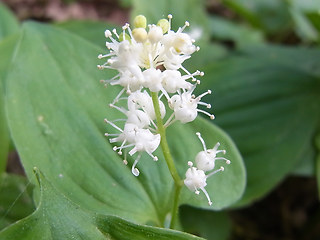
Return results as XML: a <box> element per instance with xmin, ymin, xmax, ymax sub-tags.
<box><xmin>157</xmin><ymin>19</ymin><xmax>169</xmax><ymax>33</ymax></box>
<box><xmin>133</xmin><ymin>15</ymin><xmax>147</xmax><ymax>28</ymax></box>
<box><xmin>132</xmin><ymin>28</ymin><xmax>148</xmax><ymax>42</ymax></box>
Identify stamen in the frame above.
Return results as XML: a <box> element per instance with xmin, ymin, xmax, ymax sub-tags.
<box><xmin>109</xmin><ymin>103</ymin><xmax>127</xmax><ymax>115</ymax></box>
<box><xmin>115</xmin><ymin>143</ymin><xmax>135</xmax><ymax>152</ymax></box>
<box><xmin>206</xmin><ymin>166</ymin><xmax>224</xmax><ymax>178</ymax></box>
<box><xmin>112</xmin><ymin>29</ymin><xmax>119</xmax><ymax>39</ymax></box>
<box><xmin>125</xmin><ymin>24</ymin><xmax>136</xmax><ymax>43</ymax></box>
<box><xmin>112</xmin><ymin>88</ymin><xmax>126</xmax><ymax>104</ymax></box>
<box><xmin>146</xmin><ymin>151</ymin><xmax>158</xmax><ymax>161</ymax></box>
<box><xmin>214</xmin><ymin>157</ymin><xmax>230</xmax><ymax>163</ymax></box>
<box><xmin>104</xmin><ymin>30</ymin><xmax>112</xmax><ymax>38</ymax></box>
<box><xmin>212</xmin><ymin>142</ymin><xmax>220</xmax><ymax>152</ymax></box>
<box><xmin>104</xmin><ymin>118</ymin><xmax>123</xmax><ymax>132</ymax></box>
<box><xmin>98</xmin><ymin>52</ymin><xmax>115</xmax><ymax>59</ymax></box>
<box><xmin>196</xmin><ymin>132</ymin><xmax>207</xmax><ymax>152</ymax></box>
<box><xmin>197</xmin><ymin>102</ymin><xmax>211</xmax><ymax>109</ymax></box>
<box><xmin>104</xmin><ymin>133</ymin><xmax>120</xmax><ymax>137</ymax></box>
<box><xmin>168</xmin><ymin>14</ymin><xmax>172</xmax><ymax>31</ymax></box>
<box><xmin>197</xmin><ymin>109</ymin><xmax>215</xmax><ymax>119</ymax></box>
<box><xmin>215</xmin><ymin>149</ymin><xmax>226</xmax><ymax>154</ymax></box>
<box><xmin>200</xmin><ymin>187</ymin><xmax>212</xmax><ymax>206</ymax></box>
<box><xmin>164</xmin><ymin>112</ymin><xmax>175</xmax><ymax>127</ymax></box>
<box><xmin>131</xmin><ymin>154</ymin><xmax>141</xmax><ymax>176</ymax></box>
<box><xmin>179</xmin><ymin>21</ymin><xmax>190</xmax><ymax>33</ymax></box>
<box><xmin>197</xmin><ymin>90</ymin><xmax>211</xmax><ymax>100</ymax></box>
<box><xmin>117</xmin><ymin>139</ymin><xmax>127</xmax><ymax>155</ymax></box>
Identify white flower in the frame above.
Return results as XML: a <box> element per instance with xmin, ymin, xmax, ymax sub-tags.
<box><xmin>128</xmin><ymin>128</ymin><xmax>160</xmax><ymax>160</ymax></box>
<box><xmin>161</xmin><ymin>70</ymin><xmax>193</xmax><ymax>93</ymax></box>
<box><xmin>169</xmin><ymin>85</ymin><xmax>214</xmax><ymax>124</ymax></box>
<box><xmin>184</xmin><ymin>161</ymin><xmax>225</xmax><ymax>206</ymax></box>
<box><xmin>105</xmin><ymin>120</ymin><xmax>160</xmax><ymax>177</ymax></box>
<box><xmin>184</xmin><ymin>133</ymin><xmax>230</xmax><ymax>205</ymax></box>
<box><xmin>128</xmin><ymin>90</ymin><xmax>166</xmax><ymax>120</ymax></box>
<box><xmin>195</xmin><ymin>132</ymin><xmax>230</xmax><ymax>172</ymax></box>
<box><xmin>148</xmin><ymin>25</ymin><xmax>164</xmax><ymax>43</ymax></box>
<box><xmin>142</xmin><ymin>68</ymin><xmax>163</xmax><ymax>92</ymax></box>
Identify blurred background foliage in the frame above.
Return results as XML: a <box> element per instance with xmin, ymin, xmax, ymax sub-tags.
<box><xmin>0</xmin><ymin>0</ymin><xmax>320</xmax><ymax>239</ymax></box>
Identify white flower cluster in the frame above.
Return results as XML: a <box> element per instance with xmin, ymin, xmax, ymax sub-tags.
<box><xmin>98</xmin><ymin>15</ymin><xmax>227</xmax><ymax>205</ymax></box>
<box><xmin>184</xmin><ymin>132</ymin><xmax>230</xmax><ymax>205</ymax></box>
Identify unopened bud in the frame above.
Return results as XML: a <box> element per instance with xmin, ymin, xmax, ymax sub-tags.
<box><xmin>132</xmin><ymin>28</ymin><xmax>148</xmax><ymax>42</ymax></box>
<box><xmin>133</xmin><ymin>15</ymin><xmax>147</xmax><ymax>28</ymax></box>
<box><xmin>157</xmin><ymin>19</ymin><xmax>169</xmax><ymax>33</ymax></box>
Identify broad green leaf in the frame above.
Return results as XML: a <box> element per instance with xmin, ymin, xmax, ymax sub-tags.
<box><xmin>241</xmin><ymin>45</ymin><xmax>320</xmax><ymax>77</ymax></box>
<box><xmin>0</xmin><ymin>3</ymin><xmax>19</xmax><ymax>40</ymax></box>
<box><xmin>0</xmin><ymin>173</ymin><xmax>34</xmax><ymax>230</ymax></box>
<box><xmin>6</xmin><ymin>21</ymin><xmax>160</xmax><ymax>225</ymax></box>
<box><xmin>0</xmin><ymin>168</ymin><xmax>204</xmax><ymax>240</ymax></box>
<box><xmin>209</xmin><ymin>16</ymin><xmax>265</xmax><ymax>48</ymax></box>
<box><xmin>184</xmin><ymin>43</ymin><xmax>228</xmax><ymax>73</ymax></box>
<box><xmin>5</xmin><ymin>20</ymin><xmax>245</xmax><ymax>232</ymax></box>
<box><xmin>180</xmin><ymin>206</ymin><xmax>231</xmax><ymax>240</ymax></box>
<box><xmin>55</xmin><ymin>20</ymin><xmax>120</xmax><ymax>48</ymax></box>
<box><xmin>131</xmin><ymin>0</ymin><xmax>210</xmax><ymax>42</ymax></box>
<box><xmin>223</xmin><ymin>0</ymin><xmax>291</xmax><ymax>35</ymax></box>
<box><xmin>0</xmin><ymin>34</ymin><xmax>19</xmax><ymax>174</ymax></box>
<box><xmin>0</xmin><ymin>1</ymin><xmax>20</xmax><ymax>173</ymax></box>
<box><xmin>198</xmin><ymin>45</ymin><xmax>320</xmax><ymax>206</ymax></box>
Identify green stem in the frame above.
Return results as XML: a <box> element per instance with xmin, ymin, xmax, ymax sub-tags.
<box><xmin>151</xmin><ymin>92</ymin><xmax>183</xmax><ymax>229</ymax></box>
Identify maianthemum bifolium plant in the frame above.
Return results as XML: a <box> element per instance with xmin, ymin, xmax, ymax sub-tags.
<box><xmin>0</xmin><ymin>1</ymin><xmax>247</xmax><ymax>236</ymax></box>
<box><xmin>98</xmin><ymin>14</ymin><xmax>231</xmax><ymax>227</ymax></box>
<box><xmin>1</xmin><ymin>1</ymin><xmax>319</xmax><ymax>239</ymax></box>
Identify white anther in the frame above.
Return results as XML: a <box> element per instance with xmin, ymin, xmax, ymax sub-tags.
<box><xmin>105</xmin><ymin>30</ymin><xmax>112</xmax><ymax>38</ymax></box>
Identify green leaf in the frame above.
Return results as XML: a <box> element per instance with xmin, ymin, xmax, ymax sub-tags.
<box><xmin>0</xmin><ymin>173</ymin><xmax>34</xmax><ymax>230</ymax></box>
<box><xmin>0</xmin><ymin>34</ymin><xmax>19</xmax><ymax>174</ymax></box>
<box><xmin>5</xmin><ymin>20</ymin><xmax>245</xmax><ymax>232</ymax></box>
<box><xmin>223</xmin><ymin>0</ymin><xmax>291</xmax><ymax>35</ymax></box>
<box><xmin>180</xmin><ymin>206</ymin><xmax>231</xmax><ymax>240</ymax></box>
<box><xmin>6</xmin><ymin>21</ymin><xmax>160</xmax><ymax>225</ymax></box>
<box><xmin>209</xmin><ymin>16</ymin><xmax>265</xmax><ymax>48</ymax></box>
<box><xmin>198</xmin><ymin>45</ymin><xmax>320</xmax><ymax>206</ymax></box>
<box><xmin>0</xmin><ymin>3</ymin><xmax>19</xmax><ymax>40</ymax></box>
<box><xmin>55</xmin><ymin>20</ymin><xmax>120</xmax><ymax>48</ymax></box>
<box><xmin>131</xmin><ymin>0</ymin><xmax>210</xmax><ymax>42</ymax></box>
<box><xmin>0</xmin><ymin>2</ymin><xmax>20</xmax><ymax>173</ymax></box>
<box><xmin>0</xmin><ymin>168</ymin><xmax>204</xmax><ymax>240</ymax></box>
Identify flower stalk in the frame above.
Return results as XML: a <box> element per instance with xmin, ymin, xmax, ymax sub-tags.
<box><xmin>151</xmin><ymin>91</ymin><xmax>182</xmax><ymax>228</ymax></box>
